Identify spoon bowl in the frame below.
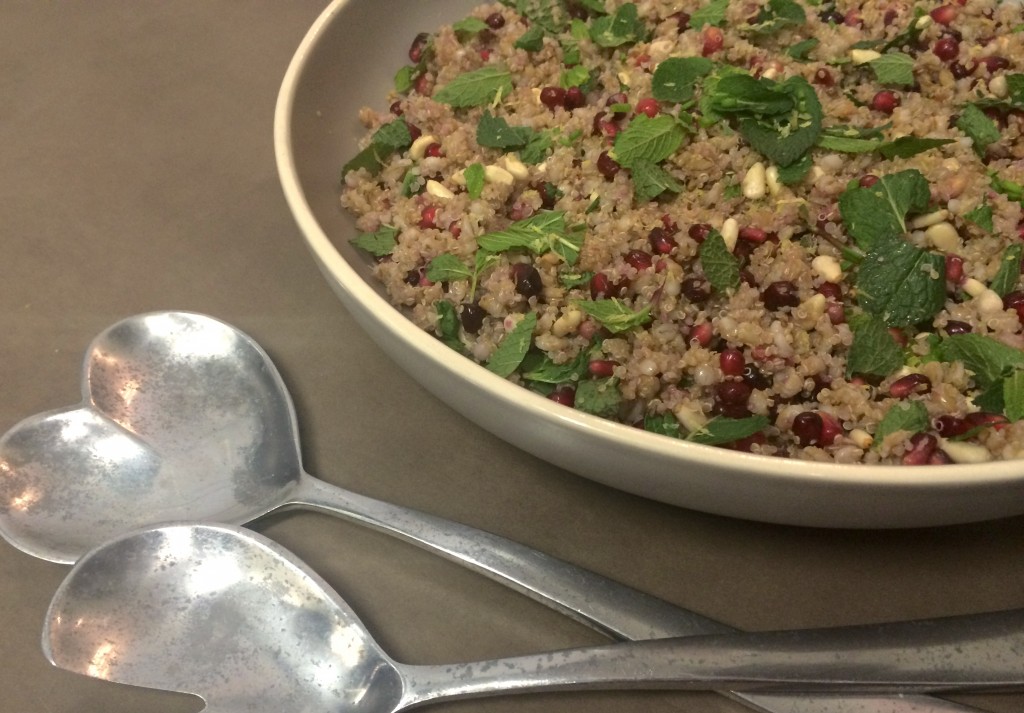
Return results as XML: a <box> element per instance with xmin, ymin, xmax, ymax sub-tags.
<box><xmin>44</xmin><ymin>523</ymin><xmax>1024</xmax><ymax>713</ymax></box>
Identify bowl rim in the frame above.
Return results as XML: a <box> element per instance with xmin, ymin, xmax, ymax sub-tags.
<box><xmin>273</xmin><ymin>0</ymin><xmax>1024</xmax><ymax>500</ymax></box>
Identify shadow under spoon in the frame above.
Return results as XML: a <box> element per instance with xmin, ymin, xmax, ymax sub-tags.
<box><xmin>44</xmin><ymin>522</ymin><xmax>1024</xmax><ymax>713</ymax></box>
<box><xmin>0</xmin><ymin>311</ymin><xmax>988</xmax><ymax>713</ymax></box>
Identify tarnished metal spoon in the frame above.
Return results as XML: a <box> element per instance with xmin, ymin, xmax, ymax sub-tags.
<box><xmin>0</xmin><ymin>312</ymin><xmax>986</xmax><ymax>713</ymax></box>
<box><xmin>44</xmin><ymin>522</ymin><xmax>1024</xmax><ymax>713</ymax></box>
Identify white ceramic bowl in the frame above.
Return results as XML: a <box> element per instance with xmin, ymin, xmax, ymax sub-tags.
<box><xmin>274</xmin><ymin>0</ymin><xmax>1024</xmax><ymax>528</ymax></box>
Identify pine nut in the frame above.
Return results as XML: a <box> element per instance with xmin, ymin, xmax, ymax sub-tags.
<box><xmin>425</xmin><ymin>180</ymin><xmax>454</xmax><ymax>200</ymax></box>
<box><xmin>811</xmin><ymin>255</ymin><xmax>843</xmax><ymax>282</ymax></box>
<box><xmin>924</xmin><ymin>221</ymin><xmax>961</xmax><ymax>251</ymax></box>
<box><xmin>409</xmin><ymin>135</ymin><xmax>437</xmax><ymax>160</ymax></box>
<box><xmin>742</xmin><ymin>162</ymin><xmax>767</xmax><ymax>199</ymax></box>
<box><xmin>484</xmin><ymin>164</ymin><xmax>515</xmax><ymax>186</ymax></box>
<box><xmin>909</xmin><ymin>209</ymin><xmax>948</xmax><ymax>229</ymax></box>
<box><xmin>720</xmin><ymin>217</ymin><xmax>739</xmax><ymax>251</ymax></box>
<box><xmin>765</xmin><ymin>165</ymin><xmax>781</xmax><ymax>196</ymax></box>
<box><xmin>851</xmin><ymin>49</ymin><xmax>881</xmax><ymax>65</ymax></box>
<box><xmin>962</xmin><ymin>278</ymin><xmax>987</xmax><ymax>297</ymax></box>
<box><xmin>501</xmin><ymin>154</ymin><xmax>530</xmax><ymax>181</ymax></box>
<box><xmin>940</xmin><ymin>438</ymin><xmax>992</xmax><ymax>464</ymax></box>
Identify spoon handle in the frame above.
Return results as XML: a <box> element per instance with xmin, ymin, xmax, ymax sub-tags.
<box><xmin>399</xmin><ymin>608</ymin><xmax>1024</xmax><ymax>707</ymax></box>
<box><xmin>292</xmin><ymin>478</ymin><xmax>981</xmax><ymax>713</ymax></box>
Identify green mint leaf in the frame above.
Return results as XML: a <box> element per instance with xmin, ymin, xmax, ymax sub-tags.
<box><xmin>706</xmin><ymin>74</ymin><xmax>795</xmax><ymax>115</ymax></box>
<box><xmin>486</xmin><ymin>312</ymin><xmax>537</xmax><ymax>377</ymax></box>
<box><xmin>630</xmin><ymin>159</ymin><xmax>684</xmax><ymax>202</ymax></box>
<box><xmin>515</xmin><ymin>24</ymin><xmax>546</xmax><ymax>51</ymax></box>
<box><xmin>838</xmin><ymin>169</ymin><xmax>930</xmax><ymax>250</ymax></box>
<box><xmin>846</xmin><ymin>314</ymin><xmax>904</xmax><ymax>378</ymax></box>
<box><xmin>575</xmin><ymin>377</ymin><xmax>622</xmax><ymax>418</ymax></box>
<box><xmin>877</xmin><ymin>136</ymin><xmax>955</xmax><ymax>159</ymax></box>
<box><xmin>776</xmin><ymin>152</ymin><xmax>813</xmax><ymax>185</ymax></box>
<box><xmin>1006</xmin><ymin>73</ymin><xmax>1024</xmax><ymax>108</ymax></box>
<box><xmin>425</xmin><ymin>254</ymin><xmax>473</xmax><ymax>283</ymax></box>
<box><xmin>560</xmin><ymin>65</ymin><xmax>593</xmax><ymax>90</ymax></box>
<box><xmin>434</xmin><ymin>65</ymin><xmax>513</xmax><ymax>108</ymax></box>
<box><xmin>613</xmin><ymin>114</ymin><xmax>686</xmax><ymax>167</ymax></box>
<box><xmin>652</xmin><ymin>57</ymin><xmax>715</xmax><ymax>104</ymax></box>
<box><xmin>552</xmin><ymin>223</ymin><xmax>586</xmax><ymax>265</ymax></box>
<box><xmin>575</xmin><ymin>298</ymin><xmax>652</xmax><ymax>334</ymax></box>
<box><xmin>957</xmin><ymin>103</ymin><xmax>1001</xmax><ymax>157</ymax></box>
<box><xmin>436</xmin><ymin>301</ymin><xmax>467</xmax><ymax>355</ymax></box>
<box><xmin>520</xmin><ymin>348</ymin><xmax>589</xmax><ymax>385</ymax></box>
<box><xmin>939</xmin><ymin>333</ymin><xmax>1024</xmax><ymax>389</ymax></box>
<box><xmin>735</xmin><ymin>77</ymin><xmax>823</xmax><ymax>167</ymax></box>
<box><xmin>464</xmin><ymin>163</ymin><xmax>486</xmax><ymax>199</ymax></box>
<box><xmin>519</xmin><ymin>130</ymin><xmax>554</xmax><ymax>164</ymax></box>
<box><xmin>477</xmin><ymin>211</ymin><xmax>582</xmax><ymax>264</ymax></box>
<box><xmin>453</xmin><ymin>17</ymin><xmax>489</xmax><ymax>38</ymax></box>
<box><xmin>699</xmin><ymin>230</ymin><xmax>740</xmax><ymax>293</ymax></box>
<box><xmin>395</xmin><ymin>65</ymin><xmax>415</xmax><ymax>93</ymax></box>
<box><xmin>590</xmin><ymin>3</ymin><xmax>647</xmax><ymax>47</ymax></box>
<box><xmin>400</xmin><ymin>169</ymin><xmax>421</xmax><ymax>197</ymax></box>
<box><xmin>350</xmin><ymin>225</ymin><xmax>399</xmax><ymax>257</ymax></box>
<box><xmin>476</xmin><ymin>111</ymin><xmax>535</xmax><ymax>149</ymax></box>
<box><xmin>880</xmin><ymin>7</ymin><xmax>927</xmax><ymax>52</ymax></box>
<box><xmin>991</xmin><ymin>245</ymin><xmax>1023</xmax><ymax>297</ymax></box>
<box><xmin>874</xmin><ymin>400</ymin><xmax>929</xmax><ymax>446</ymax></box>
<box><xmin>990</xmin><ymin>171</ymin><xmax>1024</xmax><ymax>203</ymax></box>
<box><xmin>686</xmin><ymin>415</ymin><xmax>770</xmax><ymax>446</ymax></box>
<box><xmin>869</xmin><ymin>53</ymin><xmax>915</xmax><ymax>86</ymax></box>
<box><xmin>342</xmin><ymin>120</ymin><xmax>413</xmax><ymax>176</ymax></box>
<box><xmin>643</xmin><ymin>412</ymin><xmax>682</xmax><ymax>438</ymax></box>
<box><xmin>964</xmin><ymin>202</ymin><xmax>994</xmax><ymax>232</ymax></box>
<box><xmin>973</xmin><ymin>380</ymin><xmax>1006</xmax><ymax>415</ymax></box>
<box><xmin>499</xmin><ymin>0</ymin><xmax>569</xmax><ymax>33</ymax></box>
<box><xmin>817</xmin><ymin>134</ymin><xmax>882</xmax><ymax>153</ymax></box>
<box><xmin>576</xmin><ymin>0</ymin><xmax>608</xmax><ymax>14</ymax></box>
<box><xmin>1004</xmin><ymin>371</ymin><xmax>1024</xmax><ymax>422</ymax></box>
<box><xmin>744</xmin><ymin>0</ymin><xmax>806</xmax><ymax>36</ymax></box>
<box><xmin>787</xmin><ymin>37</ymin><xmax>819</xmax><ymax>61</ymax></box>
<box><xmin>690</xmin><ymin>0</ymin><xmax>728</xmax><ymax>28</ymax></box>
<box><xmin>856</xmin><ymin>235</ymin><xmax>945</xmax><ymax>327</ymax></box>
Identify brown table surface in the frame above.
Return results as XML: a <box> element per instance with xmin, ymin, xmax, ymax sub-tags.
<box><xmin>3</xmin><ymin>3</ymin><xmax>1024</xmax><ymax>713</ymax></box>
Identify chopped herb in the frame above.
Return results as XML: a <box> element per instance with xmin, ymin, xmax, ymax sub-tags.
<box><xmin>464</xmin><ymin>163</ymin><xmax>486</xmax><ymax>199</ymax></box>
<box><xmin>990</xmin><ymin>245</ymin><xmax>1023</xmax><ymax>298</ymax></box>
<box><xmin>559</xmin><ymin>270</ymin><xmax>594</xmax><ymax>289</ymax></box>
<box><xmin>990</xmin><ymin>171</ymin><xmax>1024</xmax><ymax>203</ymax></box>
<box><xmin>643</xmin><ymin>412</ymin><xmax>682</xmax><ymax>438</ymax></box>
<box><xmin>590</xmin><ymin>3</ymin><xmax>648</xmax><ymax>47</ymax></box>
<box><xmin>786</xmin><ymin>37</ymin><xmax>819</xmax><ymax>62</ymax></box>
<box><xmin>560</xmin><ymin>65</ymin><xmax>593</xmax><ymax>90</ymax></box>
<box><xmin>938</xmin><ymin>333</ymin><xmax>1024</xmax><ymax>389</ymax></box>
<box><xmin>394</xmin><ymin>65</ymin><xmax>416</xmax><ymax>93</ymax></box>
<box><xmin>486</xmin><ymin>312</ymin><xmax>537</xmax><ymax>377</ymax></box>
<box><xmin>846</xmin><ymin>313</ymin><xmax>904</xmax><ymax>378</ymax></box>
<box><xmin>519</xmin><ymin>130</ymin><xmax>555</xmax><ymax>164</ymax></box>
<box><xmin>477</xmin><ymin>211</ymin><xmax>584</xmax><ymax>265</ymax></box>
<box><xmin>435</xmin><ymin>301</ymin><xmax>467</xmax><ymax>354</ymax></box>
<box><xmin>425</xmin><ymin>253</ymin><xmax>473</xmax><ymax>283</ymax></box>
<box><xmin>878</xmin><ymin>136</ymin><xmax>955</xmax><ymax>159</ymax></box>
<box><xmin>686</xmin><ymin>415</ymin><xmax>770</xmax><ymax>446</ymax></box>
<box><xmin>1004</xmin><ymin>371</ymin><xmax>1024</xmax><ymax>422</ymax></box>
<box><xmin>963</xmin><ymin>201</ymin><xmax>994</xmax><ymax>232</ymax></box>
<box><xmin>575</xmin><ymin>377</ymin><xmax>622</xmax><ymax>418</ymax></box>
<box><xmin>743</xmin><ymin>0</ymin><xmax>806</xmax><ymax>36</ymax></box>
<box><xmin>434</xmin><ymin>65</ymin><xmax>513</xmax><ymax>108</ymax></box>
<box><xmin>838</xmin><ymin>169</ymin><xmax>930</xmax><ymax>251</ymax></box>
<box><xmin>400</xmin><ymin>169</ymin><xmax>422</xmax><ymax>197</ymax></box>
<box><xmin>874</xmin><ymin>400</ymin><xmax>930</xmax><ymax>445</ymax></box>
<box><xmin>880</xmin><ymin>7</ymin><xmax>928</xmax><ymax>53</ymax></box>
<box><xmin>630</xmin><ymin>158</ymin><xmax>684</xmax><ymax>202</ymax></box>
<box><xmin>856</xmin><ymin>235</ymin><xmax>946</xmax><ymax>328</ymax></box>
<box><xmin>651</xmin><ymin>57</ymin><xmax>714</xmax><ymax>104</ymax></box>
<box><xmin>453</xmin><ymin>16</ymin><xmax>489</xmax><ymax>39</ymax></box>
<box><xmin>476</xmin><ymin>111</ymin><xmax>535</xmax><ymax>149</ymax></box>
<box><xmin>956</xmin><ymin>103</ymin><xmax>1001</xmax><ymax>157</ymax></box>
<box><xmin>520</xmin><ymin>348</ymin><xmax>589</xmax><ymax>384</ymax></box>
<box><xmin>575</xmin><ymin>298</ymin><xmax>652</xmax><ymax>333</ymax></box>
<box><xmin>869</xmin><ymin>52</ymin><xmax>915</xmax><ymax>86</ymax></box>
<box><xmin>699</xmin><ymin>231</ymin><xmax>741</xmax><ymax>292</ymax></box>
<box><xmin>514</xmin><ymin>24</ymin><xmax>545</xmax><ymax>51</ymax></box>
<box><xmin>775</xmin><ymin>153</ymin><xmax>813</xmax><ymax>185</ymax></box>
<box><xmin>342</xmin><ymin>120</ymin><xmax>413</xmax><ymax>176</ymax></box>
<box><xmin>612</xmin><ymin>114</ymin><xmax>687</xmax><ymax>167</ymax></box>
<box><xmin>350</xmin><ymin>225</ymin><xmax>399</xmax><ymax>257</ymax></box>
<box><xmin>689</xmin><ymin>0</ymin><xmax>728</xmax><ymax>29</ymax></box>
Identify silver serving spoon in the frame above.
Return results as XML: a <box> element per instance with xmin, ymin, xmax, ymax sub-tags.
<box><xmin>0</xmin><ymin>312</ymin><xmax>987</xmax><ymax>713</ymax></box>
<box><xmin>44</xmin><ymin>522</ymin><xmax>1024</xmax><ymax>713</ymax></box>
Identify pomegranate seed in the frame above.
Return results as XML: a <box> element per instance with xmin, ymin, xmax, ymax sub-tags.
<box><xmin>870</xmin><ymin>90</ymin><xmax>900</xmax><ymax>114</ymax></box>
<box><xmin>689</xmin><ymin>322</ymin><xmax>713</xmax><ymax>347</ymax></box>
<box><xmin>964</xmin><ymin>412</ymin><xmax>1008</xmax><ymax>431</ymax></box>
<box><xmin>715</xmin><ymin>381</ymin><xmax>752</xmax><ymax>418</ymax></box>
<box><xmin>589</xmin><ymin>273</ymin><xmax>628</xmax><ymax>299</ymax></box>
<box><xmin>730</xmin><ymin>431</ymin><xmax>766</xmax><ymax>452</ymax></box>
<box><xmin>405</xmin><ymin>122</ymin><xmax>423</xmax><ymax>142</ymax></box>
<box><xmin>761</xmin><ymin>281</ymin><xmax>800</xmax><ymax>310</ymax></box>
<box><xmin>597</xmin><ymin>151</ymin><xmax>620</xmax><ymax>180</ymax></box>
<box><xmin>408</xmin><ymin>32</ymin><xmax>430</xmax><ymax>63</ymax></box>
<box><xmin>902</xmin><ymin>433</ymin><xmax>938</xmax><ymax>465</ymax></box>
<box><xmin>741</xmin><ymin>364</ymin><xmax>771</xmax><ymax>390</ymax></box>
<box><xmin>889</xmin><ymin>373</ymin><xmax>932</xmax><ymax>398</ymax></box>
<box><xmin>702</xmin><ymin>26</ymin><xmax>723</xmax><ymax>56</ymax></box>
<box><xmin>720</xmin><ymin>348</ymin><xmax>745</xmax><ymax>376</ymax></box>
<box><xmin>671</xmin><ymin>11</ymin><xmax>691</xmax><ymax>31</ymax></box>
<box><xmin>843</xmin><ymin>9</ymin><xmax>862</xmax><ymax>26</ymax></box>
<box><xmin>588</xmin><ymin>359</ymin><xmax>618</xmax><ymax>377</ymax></box>
<box><xmin>930</xmin><ymin>5</ymin><xmax>956</xmax><ymax>25</ymax></box>
<box><xmin>448</xmin><ymin>221</ymin><xmax>462</xmax><ymax>239</ymax></box>
<box><xmin>1004</xmin><ymin>290</ymin><xmax>1024</xmax><ymax>322</ymax></box>
<box><xmin>389</xmin><ymin>101</ymin><xmax>404</xmax><ymax>116</ymax></box>
<box><xmin>933</xmin><ymin>36</ymin><xmax>960</xmax><ymax>62</ymax></box>
<box><xmin>817</xmin><ymin>282</ymin><xmax>843</xmax><ymax>301</ymax></box>
<box><xmin>606</xmin><ymin>93</ymin><xmax>630</xmax><ymax>116</ymax></box>
<box><xmin>661</xmin><ymin>215</ymin><xmax>679</xmax><ymax>233</ymax></box>
<box><xmin>425</xmin><ymin>143</ymin><xmax>443</xmax><ymax>158</ymax></box>
<box><xmin>950</xmin><ymin>62</ymin><xmax>971</xmax><ymax>79</ymax></box>
<box><xmin>859</xmin><ymin>174</ymin><xmax>880</xmax><ymax>187</ymax></box>
<box><xmin>792</xmin><ymin>411</ymin><xmax>823</xmax><ymax>447</ymax></box>
<box><xmin>625</xmin><ymin>249</ymin><xmax>653</xmax><ymax>271</ymax></box>
<box><xmin>688</xmin><ymin>223</ymin><xmax>713</xmax><ymax>243</ymax></box>
<box><xmin>511</xmin><ymin>263</ymin><xmax>543</xmax><ymax>298</ymax></box>
<box><xmin>813</xmin><ymin>68</ymin><xmax>834</xmax><ymax>87</ymax></box>
<box><xmin>635</xmin><ymin>97</ymin><xmax>660</xmax><ymax>117</ymax></box>
<box><xmin>944</xmin><ymin>320</ymin><xmax>972</xmax><ymax>335</ymax></box>
<box><xmin>929</xmin><ymin>449</ymin><xmax>953</xmax><ymax>465</ymax></box>
<box><xmin>413</xmin><ymin>73</ymin><xmax>433</xmax><ymax>96</ymax></box>
<box><xmin>548</xmin><ymin>386</ymin><xmax>576</xmax><ymax>406</ymax></box>
<box><xmin>973</xmin><ymin>56</ymin><xmax>1010</xmax><ymax>74</ymax></box>
<box><xmin>739</xmin><ymin>226</ymin><xmax>768</xmax><ymax>242</ymax></box>
<box><xmin>648</xmin><ymin>227</ymin><xmax>677</xmax><ymax>254</ymax></box>
<box><xmin>827</xmin><ymin>302</ymin><xmax>846</xmax><ymax>324</ymax></box>
<box><xmin>681</xmin><ymin>277</ymin><xmax>711</xmax><ymax>304</ymax></box>
<box><xmin>945</xmin><ymin>254</ymin><xmax>964</xmax><ymax>284</ymax></box>
<box><xmin>540</xmin><ymin>86</ymin><xmax>566</xmax><ymax>109</ymax></box>
<box><xmin>564</xmin><ymin>86</ymin><xmax>586</xmax><ymax>109</ymax></box>
<box><xmin>484</xmin><ymin>12</ymin><xmax>505</xmax><ymax>29</ymax></box>
<box><xmin>883</xmin><ymin>9</ymin><xmax>898</xmax><ymax>25</ymax></box>
<box><xmin>934</xmin><ymin>415</ymin><xmax>967</xmax><ymax>438</ymax></box>
<box><xmin>460</xmin><ymin>303</ymin><xmax>485</xmax><ymax>333</ymax></box>
<box><xmin>819</xmin><ymin>412</ymin><xmax>842</xmax><ymax>446</ymax></box>
<box><xmin>419</xmin><ymin>205</ymin><xmax>439</xmax><ymax>229</ymax></box>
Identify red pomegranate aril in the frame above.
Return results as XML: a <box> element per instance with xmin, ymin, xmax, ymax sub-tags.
<box><xmin>484</xmin><ymin>12</ymin><xmax>505</xmax><ymax>29</ymax></box>
<box><xmin>902</xmin><ymin>433</ymin><xmax>938</xmax><ymax>465</ymax></box>
<box><xmin>719</xmin><ymin>348</ymin><xmax>745</xmax><ymax>377</ymax></box>
<box><xmin>588</xmin><ymin>359</ymin><xmax>618</xmax><ymax>377</ymax></box>
<box><xmin>843</xmin><ymin>9</ymin><xmax>862</xmax><ymax>26</ymax></box>
<box><xmin>817</xmin><ymin>281</ymin><xmax>843</xmax><ymax>301</ymax></box>
<box><xmin>730</xmin><ymin>431</ymin><xmax>766</xmax><ymax>452</ymax></box>
<box><xmin>460</xmin><ymin>302</ymin><xmax>485</xmax><ymax>333</ymax></box>
<box><xmin>813</xmin><ymin>68</ymin><xmax>834</xmax><ymax>87</ymax></box>
<box><xmin>635</xmin><ymin>97</ymin><xmax>660</xmax><ymax>117</ymax></box>
<box><xmin>672</xmin><ymin>11</ymin><xmax>691</xmax><ymax>31</ymax></box>
<box><xmin>761</xmin><ymin>281</ymin><xmax>800</xmax><ymax>310</ymax></box>
<box><xmin>792</xmin><ymin>411</ymin><xmax>823</xmax><ymax>447</ymax></box>
<box><xmin>448</xmin><ymin>221</ymin><xmax>462</xmax><ymax>239</ymax></box>
<box><xmin>597</xmin><ymin>151</ymin><xmax>620</xmax><ymax>180</ymax></box>
<box><xmin>944</xmin><ymin>320</ymin><xmax>972</xmax><ymax>335</ymax></box>
<box><xmin>950</xmin><ymin>62</ymin><xmax>971</xmax><ymax>79</ymax></box>
<box><xmin>1004</xmin><ymin>290</ymin><xmax>1024</xmax><ymax>322</ymax></box>
<box><xmin>688</xmin><ymin>223</ymin><xmax>713</xmax><ymax>243</ymax></box>
<box><xmin>389</xmin><ymin>101</ymin><xmax>404</xmax><ymax>116</ymax></box>
<box><xmin>826</xmin><ymin>302</ymin><xmax>846</xmax><ymax>324</ymax></box>
<box><xmin>548</xmin><ymin>386</ymin><xmax>576</xmax><ymax>407</ymax></box>
<box><xmin>974</xmin><ymin>56</ymin><xmax>1010</xmax><ymax>74</ymax></box>
<box><xmin>934</xmin><ymin>415</ymin><xmax>967</xmax><ymax>438</ymax></box>
<box><xmin>425</xmin><ymin>143</ymin><xmax>443</xmax><ymax>158</ymax></box>
<box><xmin>689</xmin><ymin>322</ymin><xmax>713</xmax><ymax>347</ymax></box>
<box><xmin>564</xmin><ymin>86</ymin><xmax>586</xmax><ymax>109</ymax></box>
<box><xmin>883</xmin><ymin>9</ymin><xmax>898</xmax><ymax>25</ymax></box>
<box><xmin>408</xmin><ymin>32</ymin><xmax>430</xmax><ymax>63</ymax></box>
<box><xmin>858</xmin><ymin>174</ymin><xmax>880</xmax><ymax>187</ymax></box>
<box><xmin>964</xmin><ymin>412</ymin><xmax>1008</xmax><ymax>430</ymax></box>
<box><xmin>889</xmin><ymin>373</ymin><xmax>932</xmax><ymax>398</ymax></box>
<box><xmin>741</xmin><ymin>364</ymin><xmax>770</xmax><ymax>390</ymax></box>
<box><xmin>405</xmin><ymin>122</ymin><xmax>423</xmax><ymax>142</ymax></box>
<box><xmin>648</xmin><ymin>227</ymin><xmax>677</xmax><ymax>254</ymax></box>
<box><xmin>933</xmin><ymin>36</ymin><xmax>960</xmax><ymax>62</ymax></box>
<box><xmin>930</xmin><ymin>5</ymin><xmax>957</xmax><ymax>25</ymax></box>
<box><xmin>681</xmin><ymin>277</ymin><xmax>711</xmax><ymax>304</ymax></box>
<box><xmin>589</xmin><ymin>273</ymin><xmax>628</xmax><ymax>299</ymax></box>
<box><xmin>413</xmin><ymin>73</ymin><xmax>433</xmax><ymax>96</ymax></box>
<box><xmin>715</xmin><ymin>381</ymin><xmax>752</xmax><ymax>417</ymax></box>
<box><xmin>819</xmin><ymin>412</ymin><xmax>842</xmax><ymax>445</ymax></box>
<box><xmin>540</xmin><ymin>86</ymin><xmax>566</xmax><ymax>109</ymax></box>
<box><xmin>945</xmin><ymin>254</ymin><xmax>965</xmax><ymax>284</ymax></box>
<box><xmin>738</xmin><ymin>226</ymin><xmax>768</xmax><ymax>242</ymax></box>
<box><xmin>419</xmin><ymin>205</ymin><xmax>439</xmax><ymax>229</ymax></box>
<box><xmin>929</xmin><ymin>449</ymin><xmax>953</xmax><ymax>465</ymax></box>
<box><xmin>870</xmin><ymin>90</ymin><xmax>900</xmax><ymax>114</ymax></box>
<box><xmin>625</xmin><ymin>249</ymin><xmax>653</xmax><ymax>271</ymax></box>
<box><xmin>511</xmin><ymin>263</ymin><xmax>543</xmax><ymax>298</ymax></box>
<box><xmin>702</xmin><ymin>26</ymin><xmax>723</xmax><ymax>56</ymax></box>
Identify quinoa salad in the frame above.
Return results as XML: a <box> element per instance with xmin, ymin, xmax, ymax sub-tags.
<box><xmin>341</xmin><ymin>0</ymin><xmax>1024</xmax><ymax>465</ymax></box>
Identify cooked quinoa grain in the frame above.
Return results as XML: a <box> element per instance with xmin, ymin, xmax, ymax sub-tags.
<box><xmin>341</xmin><ymin>0</ymin><xmax>1024</xmax><ymax>464</ymax></box>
